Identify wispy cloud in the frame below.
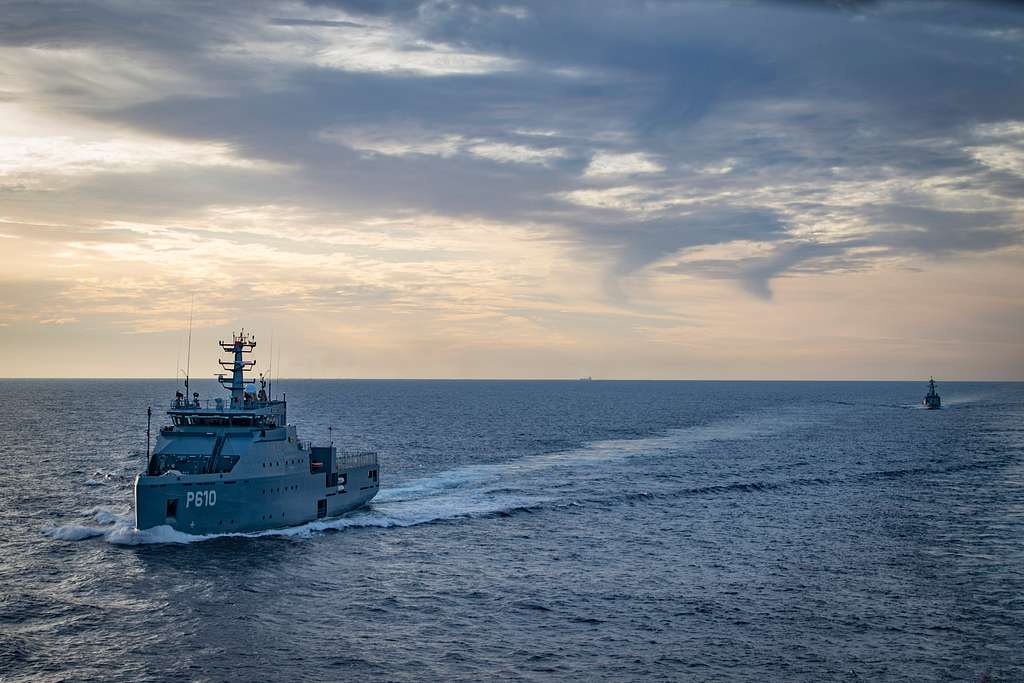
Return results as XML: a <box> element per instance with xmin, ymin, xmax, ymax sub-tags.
<box><xmin>323</xmin><ymin>125</ymin><xmax>568</xmax><ymax>165</ymax></box>
<box><xmin>584</xmin><ymin>152</ymin><xmax>665</xmax><ymax>177</ymax></box>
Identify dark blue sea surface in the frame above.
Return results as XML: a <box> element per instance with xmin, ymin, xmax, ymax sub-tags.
<box><xmin>1</xmin><ymin>380</ymin><xmax>1022</xmax><ymax>681</ymax></box>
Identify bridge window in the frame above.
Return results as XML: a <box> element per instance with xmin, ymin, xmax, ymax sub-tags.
<box><xmin>182</xmin><ymin>416</ymin><xmax>229</xmax><ymax>427</ymax></box>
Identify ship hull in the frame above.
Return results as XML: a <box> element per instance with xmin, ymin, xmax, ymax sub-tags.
<box><xmin>134</xmin><ymin>462</ymin><xmax>379</xmax><ymax>535</ymax></box>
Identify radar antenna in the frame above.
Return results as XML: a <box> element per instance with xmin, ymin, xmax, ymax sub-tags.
<box><xmin>216</xmin><ymin>329</ymin><xmax>257</xmax><ymax>405</ymax></box>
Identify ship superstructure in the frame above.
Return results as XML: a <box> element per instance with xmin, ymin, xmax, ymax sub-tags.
<box><xmin>923</xmin><ymin>377</ymin><xmax>941</xmax><ymax>410</ymax></box>
<box><xmin>134</xmin><ymin>330</ymin><xmax>379</xmax><ymax>534</ymax></box>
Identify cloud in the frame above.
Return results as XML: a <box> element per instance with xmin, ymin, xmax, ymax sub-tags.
<box><xmin>1</xmin><ymin>0</ymin><xmax>1023</xmax><ymax>377</ymax></box>
<box><xmin>322</xmin><ymin>124</ymin><xmax>568</xmax><ymax>165</ymax></box>
<box><xmin>584</xmin><ymin>152</ymin><xmax>664</xmax><ymax>177</ymax></box>
<box><xmin>657</xmin><ymin>202</ymin><xmax>1023</xmax><ymax>299</ymax></box>
<box><xmin>966</xmin><ymin>120</ymin><xmax>1024</xmax><ymax>177</ymax></box>
<box><xmin>7</xmin><ymin>0</ymin><xmax>1021</xmax><ymax>294</ymax></box>
<box><xmin>663</xmin><ymin>239</ymin><xmax>865</xmax><ymax>300</ymax></box>
<box><xmin>268</xmin><ymin>17</ymin><xmax>365</xmax><ymax>28</ymax></box>
<box><xmin>0</xmin><ymin>130</ymin><xmax>277</xmax><ymax>191</ymax></box>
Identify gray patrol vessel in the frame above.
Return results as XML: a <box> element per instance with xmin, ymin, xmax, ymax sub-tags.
<box><xmin>134</xmin><ymin>330</ymin><xmax>379</xmax><ymax>534</ymax></box>
<box><xmin>923</xmin><ymin>377</ymin><xmax>941</xmax><ymax>410</ymax></box>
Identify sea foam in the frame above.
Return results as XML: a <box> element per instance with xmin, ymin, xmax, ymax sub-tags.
<box><xmin>45</xmin><ymin>409</ymin><xmax>803</xmax><ymax>545</ymax></box>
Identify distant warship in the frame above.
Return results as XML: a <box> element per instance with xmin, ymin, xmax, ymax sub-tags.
<box><xmin>134</xmin><ymin>330</ymin><xmax>379</xmax><ymax>534</ymax></box>
<box><xmin>923</xmin><ymin>377</ymin><xmax>941</xmax><ymax>410</ymax></box>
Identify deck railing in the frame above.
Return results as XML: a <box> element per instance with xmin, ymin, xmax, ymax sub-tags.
<box><xmin>337</xmin><ymin>451</ymin><xmax>379</xmax><ymax>469</ymax></box>
<box><xmin>169</xmin><ymin>398</ymin><xmax>285</xmax><ymax>411</ymax></box>
<box><xmin>305</xmin><ymin>444</ymin><xmax>378</xmax><ymax>468</ymax></box>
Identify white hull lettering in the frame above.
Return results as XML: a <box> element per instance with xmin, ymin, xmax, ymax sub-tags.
<box><xmin>185</xmin><ymin>490</ymin><xmax>216</xmax><ymax>508</ymax></box>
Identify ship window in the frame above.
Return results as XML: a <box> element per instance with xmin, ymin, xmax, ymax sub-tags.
<box><xmin>187</xmin><ymin>417</ymin><xmax>229</xmax><ymax>427</ymax></box>
<box><xmin>165</xmin><ymin>498</ymin><xmax>178</xmax><ymax>520</ymax></box>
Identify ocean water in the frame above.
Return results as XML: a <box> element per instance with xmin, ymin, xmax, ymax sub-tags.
<box><xmin>1</xmin><ymin>379</ymin><xmax>1022</xmax><ymax>681</ymax></box>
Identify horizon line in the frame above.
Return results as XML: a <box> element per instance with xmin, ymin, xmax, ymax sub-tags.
<box><xmin>0</xmin><ymin>377</ymin><xmax>1020</xmax><ymax>383</ymax></box>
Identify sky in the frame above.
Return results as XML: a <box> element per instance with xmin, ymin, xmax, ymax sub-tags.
<box><xmin>0</xmin><ymin>0</ymin><xmax>1022</xmax><ymax>379</ymax></box>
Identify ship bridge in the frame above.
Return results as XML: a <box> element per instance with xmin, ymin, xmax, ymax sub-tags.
<box><xmin>168</xmin><ymin>328</ymin><xmax>286</xmax><ymax>429</ymax></box>
<box><xmin>149</xmin><ymin>329</ymin><xmax>287</xmax><ymax>475</ymax></box>
<box><xmin>167</xmin><ymin>400</ymin><xmax>286</xmax><ymax>430</ymax></box>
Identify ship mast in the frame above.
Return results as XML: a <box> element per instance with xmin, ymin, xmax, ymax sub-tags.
<box><xmin>217</xmin><ymin>329</ymin><xmax>256</xmax><ymax>405</ymax></box>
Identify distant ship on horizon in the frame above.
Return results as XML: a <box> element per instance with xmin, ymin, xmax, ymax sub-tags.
<box><xmin>923</xmin><ymin>377</ymin><xmax>941</xmax><ymax>410</ymax></box>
